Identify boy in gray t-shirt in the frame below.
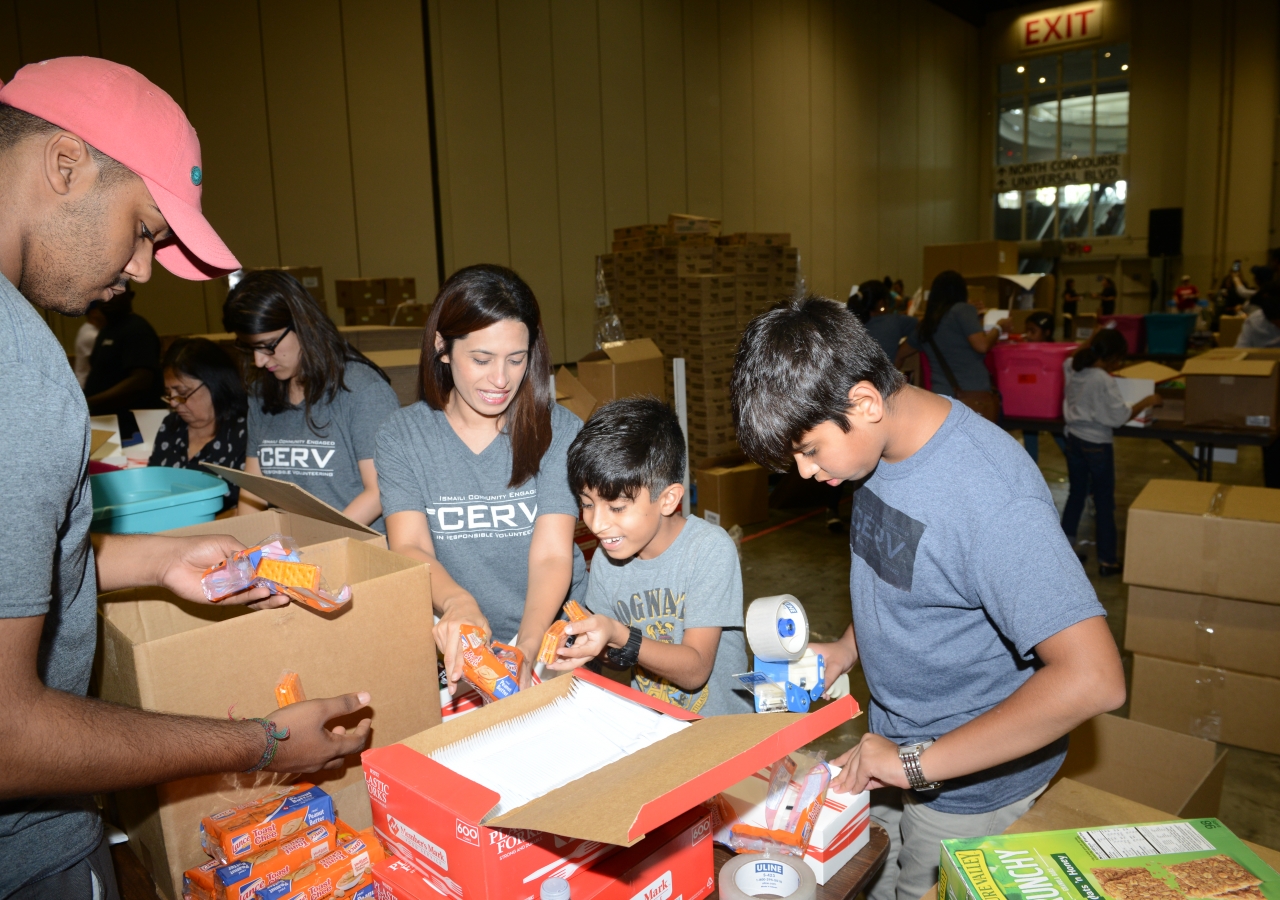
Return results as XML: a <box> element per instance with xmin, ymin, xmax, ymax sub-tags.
<box><xmin>548</xmin><ymin>398</ymin><xmax>751</xmax><ymax>716</ymax></box>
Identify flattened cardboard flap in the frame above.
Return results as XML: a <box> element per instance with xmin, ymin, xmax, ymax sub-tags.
<box><xmin>582</xmin><ymin>338</ymin><xmax>663</xmax><ymax>365</ymax></box>
<box><xmin>1116</xmin><ymin>362</ymin><xmax>1181</xmax><ymax>383</ymax></box>
<box><xmin>554</xmin><ymin>366</ymin><xmax>598</xmax><ymax>422</ymax></box>
<box><xmin>90</xmin><ymin>428</ymin><xmax>115</xmax><ymax>455</ymax></box>
<box><xmin>1219</xmin><ymin>485</ymin><xmax>1280</xmax><ymax>523</ymax></box>
<box><xmin>202</xmin><ymin>464</ymin><xmax>380</xmax><ymax>535</ymax></box>
<box><xmin>1130</xmin><ymin>479</ymin><xmax>1222</xmax><ymax>516</ymax></box>
<box><xmin>1182</xmin><ymin>354</ymin><xmax>1277</xmax><ymax>377</ymax></box>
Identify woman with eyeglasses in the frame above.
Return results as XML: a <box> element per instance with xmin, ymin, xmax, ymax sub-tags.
<box><xmin>223</xmin><ymin>270</ymin><xmax>400</xmax><ymax>530</ymax></box>
<box><xmin>148</xmin><ymin>338</ymin><xmax>248</xmax><ymax>510</ymax></box>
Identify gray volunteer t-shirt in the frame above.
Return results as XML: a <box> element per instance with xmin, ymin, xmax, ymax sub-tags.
<box><xmin>866</xmin><ymin>313</ymin><xmax>917</xmax><ymax>364</ymax></box>
<box><xmin>0</xmin><ymin>274</ymin><xmax>101</xmax><ymax>895</ymax></box>
<box><xmin>376</xmin><ymin>402</ymin><xmax>587</xmax><ymax>642</ymax></box>
<box><xmin>850</xmin><ymin>399</ymin><xmax>1103</xmax><ymax>814</ymax></box>
<box><xmin>589</xmin><ymin>514</ymin><xmax>752</xmax><ymax>717</ymax></box>
<box><xmin>247</xmin><ymin>360</ymin><xmax>399</xmax><ymax>532</ymax></box>
<box><xmin>911</xmin><ymin>302</ymin><xmax>991</xmax><ymax>394</ymax></box>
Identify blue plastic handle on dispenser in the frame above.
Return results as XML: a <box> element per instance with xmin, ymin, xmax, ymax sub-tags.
<box><xmin>777</xmin><ymin>618</ymin><xmax>795</xmax><ymax>638</ymax></box>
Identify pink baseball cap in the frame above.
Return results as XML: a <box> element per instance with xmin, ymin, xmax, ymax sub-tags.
<box><xmin>0</xmin><ymin>57</ymin><xmax>239</xmax><ymax>280</ymax></box>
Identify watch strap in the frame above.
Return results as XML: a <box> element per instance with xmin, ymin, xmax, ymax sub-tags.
<box><xmin>606</xmin><ymin>625</ymin><xmax>642</xmax><ymax>668</ymax></box>
<box><xmin>899</xmin><ymin>741</ymin><xmax>943</xmax><ymax>791</ymax></box>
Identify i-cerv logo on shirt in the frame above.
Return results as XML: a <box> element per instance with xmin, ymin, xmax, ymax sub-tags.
<box><xmin>258</xmin><ymin>446</ymin><xmax>336</xmax><ymax>469</ymax></box>
<box><xmin>426</xmin><ymin>501</ymin><xmax>538</xmax><ymax>532</ymax></box>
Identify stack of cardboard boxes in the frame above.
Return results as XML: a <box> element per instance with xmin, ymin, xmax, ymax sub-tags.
<box><xmin>600</xmin><ymin>215</ymin><xmax>798</xmax><ymax>459</ymax></box>
<box><xmin>1123</xmin><ymin>479</ymin><xmax>1280</xmax><ymax>756</ymax></box>
<box><xmin>336</xmin><ymin>277</ymin><xmax>430</xmax><ymax>327</ymax></box>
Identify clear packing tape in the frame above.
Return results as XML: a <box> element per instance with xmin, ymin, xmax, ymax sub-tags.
<box><xmin>1190</xmin><ymin>664</ymin><xmax>1227</xmax><ymax>743</ymax></box>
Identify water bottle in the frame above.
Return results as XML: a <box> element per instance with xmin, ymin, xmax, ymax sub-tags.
<box><xmin>541</xmin><ymin>876</ymin><xmax>571</xmax><ymax>900</ymax></box>
<box><xmin>593</xmin><ymin>256</ymin><xmax>625</xmax><ymax>349</ymax></box>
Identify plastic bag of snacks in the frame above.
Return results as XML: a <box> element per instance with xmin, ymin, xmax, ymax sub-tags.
<box><xmin>458</xmin><ymin>624</ymin><xmax>520</xmax><ymax>703</ymax></box>
<box><xmin>536</xmin><ymin>599</ymin><xmax>591</xmax><ymax>666</ymax></box>
<box><xmin>201</xmin><ymin>535</ymin><xmax>352</xmax><ymax>612</ymax></box>
<box><xmin>728</xmin><ymin>751</ymin><xmax>831</xmax><ymax>858</ymax></box>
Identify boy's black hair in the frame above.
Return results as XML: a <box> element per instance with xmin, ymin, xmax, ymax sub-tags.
<box><xmin>567</xmin><ymin>396</ymin><xmax>686</xmax><ymax>501</ymax></box>
<box><xmin>731</xmin><ymin>294</ymin><xmax>906</xmax><ymax>471</ymax></box>
<box><xmin>1073</xmin><ymin>328</ymin><xmax>1129</xmax><ymax>371</ymax></box>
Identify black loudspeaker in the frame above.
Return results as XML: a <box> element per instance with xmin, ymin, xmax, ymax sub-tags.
<box><xmin>1149</xmin><ymin>208</ymin><xmax>1183</xmax><ymax>257</ymax></box>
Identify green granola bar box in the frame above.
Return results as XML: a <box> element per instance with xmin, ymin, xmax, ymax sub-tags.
<box><xmin>940</xmin><ymin>819</ymin><xmax>1278</xmax><ymax>900</ymax></box>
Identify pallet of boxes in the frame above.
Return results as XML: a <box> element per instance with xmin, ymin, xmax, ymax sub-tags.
<box><xmin>599</xmin><ymin>213</ymin><xmax>795</xmax><ymax>474</ymax></box>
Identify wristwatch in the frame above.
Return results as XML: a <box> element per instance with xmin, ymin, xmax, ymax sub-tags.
<box><xmin>899</xmin><ymin>740</ymin><xmax>943</xmax><ymax>792</ymax></box>
<box><xmin>605</xmin><ymin>626</ymin><xmax>643</xmax><ymax>668</ymax></box>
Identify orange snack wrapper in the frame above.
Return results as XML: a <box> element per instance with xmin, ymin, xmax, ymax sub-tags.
<box><xmin>256</xmin><ymin>829</ymin><xmax>386</xmax><ymax>900</ymax></box>
<box><xmin>184</xmin><ymin>857</ymin><xmax>221</xmax><ymax>900</ymax></box>
<box><xmin>256</xmin><ymin>558</ymin><xmax>321</xmax><ymax>591</ymax></box>
<box><xmin>458</xmin><ymin>624</ymin><xmax>519</xmax><ymax>702</ymax></box>
<box><xmin>535</xmin><ymin>599</ymin><xmax>591</xmax><ymax>665</ymax></box>
<box><xmin>491</xmin><ymin>642</ymin><xmax>524</xmax><ymax>680</ymax></box>
<box><xmin>213</xmin><ymin>821</ymin><xmax>336</xmax><ymax>900</ymax></box>
<box><xmin>276</xmin><ymin>670</ymin><xmax>306</xmax><ymax>707</ymax></box>
<box><xmin>200</xmin><ymin>783</ymin><xmax>334</xmax><ymax>864</ymax></box>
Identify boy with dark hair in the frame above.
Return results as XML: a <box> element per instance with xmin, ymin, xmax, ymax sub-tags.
<box><xmin>550</xmin><ymin>397</ymin><xmax>752</xmax><ymax>715</ymax></box>
<box><xmin>731</xmin><ymin>296</ymin><xmax>1125</xmax><ymax>900</ymax></box>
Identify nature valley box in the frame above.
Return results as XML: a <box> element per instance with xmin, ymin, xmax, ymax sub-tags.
<box><xmin>940</xmin><ymin>819</ymin><xmax>1278</xmax><ymax>900</ymax></box>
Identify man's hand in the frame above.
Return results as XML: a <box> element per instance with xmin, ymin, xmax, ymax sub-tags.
<box><xmin>267</xmin><ymin>692</ymin><xmax>373</xmax><ymax>773</ymax></box>
<box><xmin>434</xmin><ymin>595</ymin><xmax>490</xmax><ymax>695</ymax></box>
<box><xmin>830</xmin><ymin>733</ymin><xmax>909</xmax><ymax>794</ymax></box>
<box><xmin>155</xmin><ymin>535</ymin><xmax>287</xmax><ymax>610</ymax></box>
<box><xmin>547</xmin><ymin>614</ymin><xmax>625</xmax><ymax>670</ymax></box>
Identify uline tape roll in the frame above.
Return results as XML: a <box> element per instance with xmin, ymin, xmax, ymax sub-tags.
<box><xmin>720</xmin><ymin>854</ymin><xmax>817</xmax><ymax>900</ymax></box>
<box><xmin>745</xmin><ymin>595</ymin><xmax>809</xmax><ymax>662</ymax></box>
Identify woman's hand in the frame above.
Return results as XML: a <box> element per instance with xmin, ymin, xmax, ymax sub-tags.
<box><xmin>829</xmin><ymin>733</ymin><xmax>910</xmax><ymax>794</ymax></box>
<box><xmin>434</xmin><ymin>595</ymin><xmax>490</xmax><ymax>695</ymax></box>
<box><xmin>513</xmin><ymin>636</ymin><xmax>541</xmax><ymax>688</ymax></box>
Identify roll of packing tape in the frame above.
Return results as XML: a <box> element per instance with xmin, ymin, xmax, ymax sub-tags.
<box><xmin>745</xmin><ymin>595</ymin><xmax>809</xmax><ymax>662</ymax></box>
<box><xmin>720</xmin><ymin>854</ymin><xmax>818</xmax><ymax>900</ymax></box>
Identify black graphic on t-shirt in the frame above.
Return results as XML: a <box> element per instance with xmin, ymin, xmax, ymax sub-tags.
<box><xmin>850</xmin><ymin>487</ymin><xmax>925</xmax><ymax>591</ymax></box>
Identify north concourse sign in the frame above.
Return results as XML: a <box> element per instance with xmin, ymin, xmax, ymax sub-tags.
<box><xmin>994</xmin><ymin>153</ymin><xmax>1127</xmax><ymax>191</ymax></box>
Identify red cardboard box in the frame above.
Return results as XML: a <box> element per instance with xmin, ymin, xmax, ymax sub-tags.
<box><xmin>362</xmin><ymin>671</ymin><xmax>857</xmax><ymax>900</ymax></box>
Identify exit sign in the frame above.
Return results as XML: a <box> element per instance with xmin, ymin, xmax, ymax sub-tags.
<box><xmin>1016</xmin><ymin>2</ymin><xmax>1104</xmax><ymax>51</ymax></box>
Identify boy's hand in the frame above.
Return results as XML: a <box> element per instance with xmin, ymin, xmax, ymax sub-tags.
<box><xmin>267</xmin><ymin>692</ymin><xmax>373</xmax><ymax>773</ymax></box>
<box><xmin>546</xmin><ymin>614</ymin><xmax>627</xmax><ymax>670</ymax></box>
<box><xmin>810</xmin><ymin>640</ymin><xmax>856</xmax><ymax>695</ymax></box>
<box><xmin>830</xmin><ymin>733</ymin><xmax>910</xmax><ymax>794</ymax></box>
<box><xmin>156</xmin><ymin>535</ymin><xmax>286</xmax><ymax>610</ymax></box>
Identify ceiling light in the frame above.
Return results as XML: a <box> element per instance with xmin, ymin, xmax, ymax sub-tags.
<box><xmin>1016</xmin><ymin>66</ymin><xmax>1025</xmax><ymax>73</ymax></box>
<box><xmin>1104</xmin><ymin>52</ymin><xmax>1111</xmax><ymax>58</ymax></box>
<box><xmin>1120</xmin><ymin>64</ymin><xmax>1129</xmax><ymax>71</ymax></box>
<box><xmin>1038</xmin><ymin>77</ymin><xmax>1046</xmax><ymax>83</ymax></box>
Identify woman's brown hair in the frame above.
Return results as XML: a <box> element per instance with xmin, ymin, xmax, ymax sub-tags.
<box><xmin>420</xmin><ymin>264</ymin><xmax>553</xmax><ymax>488</ymax></box>
<box><xmin>223</xmin><ymin>270</ymin><xmax>390</xmax><ymax>432</ymax></box>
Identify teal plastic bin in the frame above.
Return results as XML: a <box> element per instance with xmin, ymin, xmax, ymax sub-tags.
<box><xmin>1144</xmin><ymin>313</ymin><xmax>1197</xmax><ymax>355</ymax></box>
<box><xmin>90</xmin><ymin>467</ymin><xmax>229</xmax><ymax>533</ymax></box>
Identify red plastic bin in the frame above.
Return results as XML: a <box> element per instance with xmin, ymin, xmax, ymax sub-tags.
<box><xmin>1097</xmin><ymin>314</ymin><xmax>1145</xmax><ymax>355</ymax></box>
<box><xmin>991</xmin><ymin>342</ymin><xmax>1080</xmax><ymax>419</ymax></box>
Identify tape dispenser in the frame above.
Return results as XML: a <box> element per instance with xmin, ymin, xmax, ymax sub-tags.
<box><xmin>735</xmin><ymin>595</ymin><xmax>825</xmax><ymax>713</ymax></box>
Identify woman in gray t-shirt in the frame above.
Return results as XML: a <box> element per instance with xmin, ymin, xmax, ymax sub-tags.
<box><xmin>911</xmin><ymin>270</ymin><xmax>1001</xmax><ymax>396</ymax></box>
<box><xmin>224</xmin><ymin>270</ymin><xmax>400</xmax><ymax>531</ymax></box>
<box><xmin>375</xmin><ymin>265</ymin><xmax>586</xmax><ymax>693</ymax></box>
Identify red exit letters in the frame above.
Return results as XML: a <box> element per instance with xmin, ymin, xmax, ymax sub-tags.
<box><xmin>1018</xmin><ymin>3</ymin><xmax>1103</xmax><ymax>50</ymax></box>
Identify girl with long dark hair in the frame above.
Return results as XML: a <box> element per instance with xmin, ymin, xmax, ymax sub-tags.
<box><xmin>149</xmin><ymin>337</ymin><xmax>248</xmax><ymax>510</ymax></box>
<box><xmin>223</xmin><ymin>270</ymin><xmax>399</xmax><ymax>530</ymax></box>
<box><xmin>375</xmin><ymin>264</ymin><xmax>585</xmax><ymax>692</ymax></box>
<box><xmin>911</xmin><ymin>270</ymin><xmax>1000</xmax><ymax>399</ymax></box>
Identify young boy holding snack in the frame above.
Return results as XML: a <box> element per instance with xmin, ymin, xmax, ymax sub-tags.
<box><xmin>549</xmin><ymin>397</ymin><xmax>752</xmax><ymax>716</ymax></box>
<box><xmin>730</xmin><ymin>296</ymin><xmax>1126</xmax><ymax>900</ymax></box>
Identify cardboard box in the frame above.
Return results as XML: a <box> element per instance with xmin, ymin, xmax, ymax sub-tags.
<box><xmin>717</xmin><ymin>233</ymin><xmax>791</xmax><ymax>246</ymax></box>
<box><xmin>939</xmin><ymin>817</ymin><xmax>1279</xmax><ymax>900</ymax></box>
<box><xmin>361</xmin><ymin>670</ymin><xmax>858</xmax><ymax>900</ymax></box>
<box><xmin>98</xmin><ymin>537</ymin><xmax>435</xmax><ymax>898</ymax></box>
<box><xmin>383</xmin><ymin>277</ymin><xmax>417</xmax><ymax>303</ymax></box>
<box><xmin>336</xmin><ymin>278</ymin><xmax>387</xmax><ymax>308</ymax></box>
<box><xmin>344</xmin><ymin>306</ymin><xmax>391</xmax><ymax>327</ymax></box>
<box><xmin>668</xmin><ymin>213</ymin><xmax>721</xmax><ymax>236</ymax></box>
<box><xmin>1057</xmin><ymin>714</ymin><xmax>1227</xmax><ymax>818</ymax></box>
<box><xmin>248</xmin><ymin>266</ymin><xmax>324</xmax><ymax>301</ymax></box>
<box><xmin>713</xmin><ymin>754</ymin><xmax>872</xmax><ymax>885</ymax></box>
<box><xmin>1218</xmin><ymin>314</ymin><xmax>1247</xmax><ymax>348</ymax></box>
<box><xmin>1125</xmin><ymin>585</ymin><xmax>1280</xmax><ymax>679</ymax></box>
<box><xmin>554</xmin><ymin>365</ymin><xmax>598</xmax><ymax>421</ymax></box>
<box><xmin>577</xmin><ymin>339</ymin><xmax>666</xmax><ymax>408</ymax></box>
<box><xmin>340</xmin><ymin>325</ymin><xmax>425</xmax><ymax>353</ymax></box>
<box><xmin>693</xmin><ymin>456</ymin><xmax>769</xmax><ymax>529</ymax></box>
<box><xmin>1182</xmin><ymin>349</ymin><xmax>1280</xmax><ymax>430</ymax></box>
<box><xmin>1123</xmin><ymin>479</ymin><xmax>1280</xmax><ymax>604</ymax></box>
<box><xmin>923</xmin><ymin>240</ymin><xmax>1017</xmax><ymax>286</ymax></box>
<box><xmin>388</xmin><ymin>304</ymin><xmax>430</xmax><ymax>328</ymax></box>
<box><xmin>1073</xmin><ymin>312</ymin><xmax>1098</xmax><ymax>340</ymax></box>
<box><xmin>1129</xmin><ymin>654</ymin><xmax>1280</xmax><ymax>754</ymax></box>
<box><xmin>364</xmin><ymin>349</ymin><xmax>421</xmax><ymax>407</ymax></box>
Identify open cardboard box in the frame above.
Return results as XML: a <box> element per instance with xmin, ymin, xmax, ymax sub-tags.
<box><xmin>1123</xmin><ymin>479</ymin><xmax>1280</xmax><ymax>604</ymax></box>
<box><xmin>97</xmin><ymin>538</ymin><xmax>435</xmax><ymax>898</ymax></box>
<box><xmin>555</xmin><ymin>365</ymin><xmax>599</xmax><ymax>421</ymax></box>
<box><xmin>362</xmin><ymin>670</ymin><xmax>859</xmax><ymax>900</ymax></box>
<box><xmin>1057</xmin><ymin>713</ymin><xmax>1227</xmax><ymax>818</ymax></box>
<box><xmin>577</xmin><ymin>339</ymin><xmax>665</xmax><ymax>408</ymax></box>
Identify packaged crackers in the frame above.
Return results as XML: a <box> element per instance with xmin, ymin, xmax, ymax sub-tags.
<box><xmin>257</xmin><ymin>829</ymin><xmax>386</xmax><ymax>900</ymax></box>
<box><xmin>536</xmin><ymin>599</ymin><xmax>591</xmax><ymax>666</ymax></box>
<box><xmin>458</xmin><ymin>624</ymin><xmax>519</xmax><ymax>703</ymax></box>
<box><xmin>212</xmin><ymin>821</ymin><xmax>336</xmax><ymax>900</ymax></box>
<box><xmin>199</xmin><ymin>783</ymin><xmax>335</xmax><ymax>864</ymax></box>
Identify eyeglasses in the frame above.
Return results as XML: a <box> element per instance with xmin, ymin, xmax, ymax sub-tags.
<box><xmin>161</xmin><ymin>382</ymin><xmax>208</xmax><ymax>406</ymax></box>
<box><xmin>234</xmin><ymin>324</ymin><xmax>293</xmax><ymax>356</ymax></box>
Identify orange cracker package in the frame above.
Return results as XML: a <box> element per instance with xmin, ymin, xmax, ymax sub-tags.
<box><xmin>490</xmin><ymin>642</ymin><xmax>524</xmax><ymax>680</ymax></box>
<box><xmin>729</xmin><ymin>752</ymin><xmax>831</xmax><ymax>858</ymax></box>
<box><xmin>257</xmin><ymin>830</ymin><xmax>386</xmax><ymax>900</ymax></box>
<box><xmin>183</xmin><ymin>857</ymin><xmax>222</xmax><ymax>900</ymax></box>
<box><xmin>200</xmin><ymin>783</ymin><xmax>335</xmax><ymax>864</ymax></box>
<box><xmin>458</xmin><ymin>624</ymin><xmax>519</xmax><ymax>703</ymax></box>
<box><xmin>276</xmin><ymin>670</ymin><xmax>306</xmax><ymax>707</ymax></box>
<box><xmin>535</xmin><ymin>599</ymin><xmax>590</xmax><ymax>665</ymax></box>
<box><xmin>212</xmin><ymin>821</ymin><xmax>336</xmax><ymax>900</ymax></box>
<box><xmin>201</xmin><ymin>536</ymin><xmax>352</xmax><ymax>613</ymax></box>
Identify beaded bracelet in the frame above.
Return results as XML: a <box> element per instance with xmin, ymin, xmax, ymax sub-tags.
<box><xmin>245</xmin><ymin>718</ymin><xmax>291</xmax><ymax>773</ymax></box>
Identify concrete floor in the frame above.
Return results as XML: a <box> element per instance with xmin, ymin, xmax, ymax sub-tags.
<box><xmin>738</xmin><ymin>433</ymin><xmax>1280</xmax><ymax>851</ymax></box>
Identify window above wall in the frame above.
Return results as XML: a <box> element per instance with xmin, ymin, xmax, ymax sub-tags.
<box><xmin>994</xmin><ymin>43</ymin><xmax>1129</xmax><ymax>240</ymax></box>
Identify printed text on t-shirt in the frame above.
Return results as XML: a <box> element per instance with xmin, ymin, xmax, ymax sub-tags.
<box><xmin>257</xmin><ymin>439</ymin><xmax>337</xmax><ymax>478</ymax></box>
<box><xmin>426</xmin><ymin>489</ymin><xmax>539</xmax><ymax>542</ymax></box>
<box><xmin>850</xmin><ymin>487</ymin><xmax>926</xmax><ymax>592</ymax></box>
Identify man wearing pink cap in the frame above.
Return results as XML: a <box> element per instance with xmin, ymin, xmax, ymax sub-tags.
<box><xmin>0</xmin><ymin>58</ymin><xmax>373</xmax><ymax>900</ymax></box>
